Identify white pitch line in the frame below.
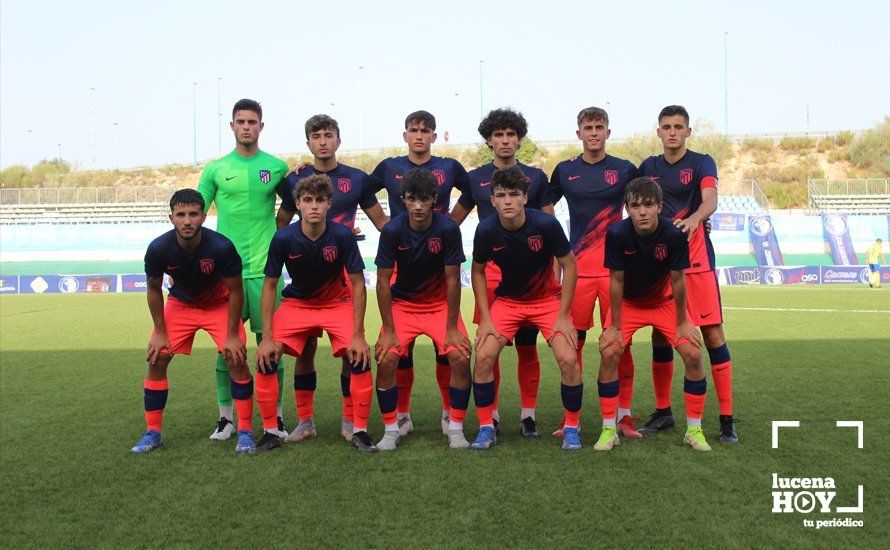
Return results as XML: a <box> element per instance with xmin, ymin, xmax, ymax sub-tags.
<box><xmin>724</xmin><ymin>306</ymin><xmax>890</xmax><ymax>314</ymax></box>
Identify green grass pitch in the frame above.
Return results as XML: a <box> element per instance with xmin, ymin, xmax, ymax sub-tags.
<box><xmin>1</xmin><ymin>286</ymin><xmax>887</xmax><ymax>548</ymax></box>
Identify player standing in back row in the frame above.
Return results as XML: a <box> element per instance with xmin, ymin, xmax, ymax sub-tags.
<box><xmin>547</xmin><ymin>106</ymin><xmax>641</xmax><ymax>439</ymax></box>
<box><xmin>638</xmin><ymin>105</ymin><xmax>737</xmax><ymax>443</ymax></box>
<box><xmin>197</xmin><ymin>99</ymin><xmax>290</xmax><ymax>441</ymax></box>
<box><xmin>368</xmin><ymin>110</ymin><xmax>469</xmax><ymax>436</ymax></box>
<box><xmin>451</xmin><ymin>107</ymin><xmax>554</xmax><ymax>438</ymax></box>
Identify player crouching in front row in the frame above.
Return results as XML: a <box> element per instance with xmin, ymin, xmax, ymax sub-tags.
<box><xmin>255</xmin><ymin>174</ymin><xmax>374</xmax><ymax>453</ymax></box>
<box><xmin>374</xmin><ymin>168</ymin><xmax>473</xmax><ymax>450</ymax></box>
<box><xmin>132</xmin><ymin>189</ymin><xmax>253</xmax><ymax>454</ymax></box>
<box><xmin>470</xmin><ymin>166</ymin><xmax>583</xmax><ymax>451</ymax></box>
<box><xmin>596</xmin><ymin>177</ymin><xmax>711</xmax><ymax>451</ymax></box>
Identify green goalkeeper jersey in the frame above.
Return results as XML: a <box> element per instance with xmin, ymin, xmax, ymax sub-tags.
<box><xmin>197</xmin><ymin>150</ymin><xmax>289</xmax><ymax>279</ymax></box>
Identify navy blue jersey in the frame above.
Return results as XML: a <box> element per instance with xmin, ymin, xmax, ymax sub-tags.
<box><xmin>280</xmin><ymin>163</ymin><xmax>378</xmax><ymax>230</ymax></box>
<box><xmin>458</xmin><ymin>161</ymin><xmax>551</xmax><ymax>220</ymax></box>
<box><xmin>264</xmin><ymin>221</ymin><xmax>365</xmax><ymax>303</ymax></box>
<box><xmin>369</xmin><ymin>155</ymin><xmax>468</xmax><ymax>217</ymax></box>
<box><xmin>548</xmin><ymin>155</ymin><xmax>638</xmax><ymax>277</ymax></box>
<box><xmin>145</xmin><ymin>228</ymin><xmax>242</xmax><ymax>305</ymax></box>
<box><xmin>375</xmin><ymin>212</ymin><xmax>465</xmax><ymax>304</ymax></box>
<box><xmin>473</xmin><ymin>208</ymin><xmax>571</xmax><ymax>301</ymax></box>
<box><xmin>604</xmin><ymin>216</ymin><xmax>690</xmax><ymax>306</ymax></box>
<box><xmin>639</xmin><ymin>150</ymin><xmax>717</xmax><ymax>273</ymax></box>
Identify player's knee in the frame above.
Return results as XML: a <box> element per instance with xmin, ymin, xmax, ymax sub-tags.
<box><xmin>554</xmin><ymin>347</ymin><xmax>578</xmax><ymax>372</ymax></box>
<box><xmin>474</xmin><ymin>350</ymin><xmax>497</xmax><ymax>376</ymax></box>
<box><xmin>679</xmin><ymin>346</ymin><xmax>702</xmax><ymax>369</ymax></box>
<box><xmin>600</xmin><ymin>343</ymin><xmax>622</xmax><ymax>363</ymax></box>
<box><xmin>702</xmin><ymin>326</ymin><xmax>725</xmax><ymax>349</ymax></box>
<box><xmin>376</xmin><ymin>355</ymin><xmax>398</xmax><ymax>387</ymax></box>
<box><xmin>447</xmin><ymin>352</ymin><xmax>469</xmax><ymax>373</ymax></box>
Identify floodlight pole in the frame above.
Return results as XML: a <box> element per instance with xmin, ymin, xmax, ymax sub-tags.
<box><xmin>89</xmin><ymin>87</ymin><xmax>96</xmax><ymax>169</ymax></box>
<box><xmin>113</xmin><ymin>122</ymin><xmax>119</xmax><ymax>170</ymax></box>
<box><xmin>193</xmin><ymin>82</ymin><xmax>198</xmax><ymax>169</ymax></box>
<box><xmin>479</xmin><ymin>60</ymin><xmax>484</xmax><ymax>119</ymax></box>
<box><xmin>723</xmin><ymin>32</ymin><xmax>729</xmax><ymax>137</ymax></box>
<box><xmin>217</xmin><ymin>77</ymin><xmax>222</xmax><ymax>155</ymax></box>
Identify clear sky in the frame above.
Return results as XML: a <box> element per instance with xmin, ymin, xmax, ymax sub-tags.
<box><xmin>1</xmin><ymin>0</ymin><xmax>888</xmax><ymax>170</ymax></box>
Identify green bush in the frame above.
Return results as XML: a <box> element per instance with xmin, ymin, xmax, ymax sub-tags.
<box><xmin>744</xmin><ymin>155</ymin><xmax>825</xmax><ymax>209</ymax></box>
<box><xmin>836</xmin><ymin>131</ymin><xmax>855</xmax><ymax>147</ymax></box>
<box><xmin>688</xmin><ymin>133</ymin><xmax>734</xmax><ymax>166</ymax></box>
<box><xmin>541</xmin><ymin>145</ymin><xmax>582</xmax><ymax>176</ymax></box>
<box><xmin>848</xmin><ymin>117</ymin><xmax>890</xmax><ymax>177</ymax></box>
<box><xmin>464</xmin><ymin>144</ymin><xmax>493</xmax><ymax>168</ymax></box>
<box><xmin>609</xmin><ymin>134</ymin><xmax>662</xmax><ymax>166</ymax></box>
<box><xmin>740</xmin><ymin>139</ymin><xmax>774</xmax><ymax>154</ymax></box>
<box><xmin>779</xmin><ymin>136</ymin><xmax>816</xmax><ymax>153</ymax></box>
<box><xmin>0</xmin><ymin>165</ymin><xmax>30</xmax><ymax>188</ymax></box>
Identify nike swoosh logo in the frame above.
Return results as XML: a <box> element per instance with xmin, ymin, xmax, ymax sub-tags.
<box><xmin>493</xmin><ymin>245</ymin><xmax>506</xmax><ymax>252</ymax></box>
<box><xmin>395</xmin><ymin>174</ymin><xmax>404</xmax><ymax>180</ymax></box>
<box><xmin>398</xmin><ymin>246</ymin><xmax>411</xmax><ymax>251</ymax></box>
<box><xmin>225</xmin><ymin>176</ymin><xmax>237</xmax><ymax>181</ymax></box>
<box><xmin>714</xmin><ymin>365</ymin><xmax>728</xmax><ymax>372</ymax></box>
<box><xmin>166</xmin><ymin>265</ymin><xmax>180</xmax><ymax>270</ymax></box>
<box><xmin>623</xmin><ymin>374</ymin><xmax>633</xmax><ymax>379</ymax></box>
<box><xmin>700</xmin><ymin>313</ymin><xmax>712</xmax><ymax>318</ymax></box>
<box><xmin>358</xmin><ymin>402</ymin><xmax>370</xmax><ymax>407</ymax></box>
<box><xmin>480</xmin><ymin>181</ymin><xmax>491</xmax><ymax>187</ymax></box>
<box><xmin>623</xmin><ymin>250</ymin><xmax>636</xmax><ymax>255</ymax></box>
<box><xmin>288</xmin><ymin>254</ymin><xmax>303</xmax><ymax>259</ymax></box>
<box><xmin>568</xmin><ymin>175</ymin><xmax>581</xmax><ymax>181</ymax></box>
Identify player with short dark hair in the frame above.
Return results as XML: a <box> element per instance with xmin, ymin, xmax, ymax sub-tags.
<box><xmin>470</xmin><ymin>166</ymin><xmax>583</xmax><ymax>451</ymax></box>
<box><xmin>373</xmin><ymin>168</ymin><xmax>472</xmax><ymax>450</ymax></box>
<box><xmin>451</xmin><ymin>107</ymin><xmax>554</xmax><ymax>438</ymax></box>
<box><xmin>368</xmin><ymin>110</ymin><xmax>469</xmax><ymax>436</ymax></box>
<box><xmin>638</xmin><ymin>105</ymin><xmax>737</xmax><ymax>443</ymax></box>
<box><xmin>547</xmin><ymin>106</ymin><xmax>641</xmax><ymax>439</ymax></box>
<box><xmin>597</xmin><ymin>177</ymin><xmax>711</xmax><ymax>451</ymax></box>
<box><xmin>278</xmin><ymin>114</ymin><xmax>390</xmax><ymax>443</ymax></box>
<box><xmin>197</xmin><ymin>99</ymin><xmax>290</xmax><ymax>442</ymax></box>
<box><xmin>255</xmin><ymin>174</ymin><xmax>374</xmax><ymax>453</ymax></box>
<box><xmin>131</xmin><ymin>189</ymin><xmax>254</xmax><ymax>454</ymax></box>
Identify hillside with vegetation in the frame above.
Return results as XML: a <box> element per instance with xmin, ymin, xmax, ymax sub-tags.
<box><xmin>2</xmin><ymin>117</ymin><xmax>888</xmax><ymax>209</ymax></box>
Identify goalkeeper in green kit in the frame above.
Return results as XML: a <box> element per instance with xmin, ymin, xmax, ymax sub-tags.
<box><xmin>198</xmin><ymin>99</ymin><xmax>290</xmax><ymax>440</ymax></box>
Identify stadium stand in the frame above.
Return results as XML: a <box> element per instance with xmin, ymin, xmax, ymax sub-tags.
<box><xmin>0</xmin><ymin>186</ymin><xmax>175</xmax><ymax>224</ymax></box>
<box><xmin>717</xmin><ymin>195</ymin><xmax>765</xmax><ymax>214</ymax></box>
<box><xmin>808</xmin><ymin>179</ymin><xmax>890</xmax><ymax>214</ymax></box>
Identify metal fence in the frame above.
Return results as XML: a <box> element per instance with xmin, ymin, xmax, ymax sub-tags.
<box><xmin>807</xmin><ymin>178</ymin><xmax>889</xmax><ymax>197</ymax></box>
<box><xmin>0</xmin><ymin>186</ymin><xmax>177</xmax><ymax>206</ymax></box>
<box><xmin>735</xmin><ymin>179</ymin><xmax>771</xmax><ymax>212</ymax></box>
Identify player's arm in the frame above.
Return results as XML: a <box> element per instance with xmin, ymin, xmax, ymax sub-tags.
<box><xmin>671</xmin><ymin>270</ymin><xmax>702</xmax><ymax>347</ymax></box>
<box><xmin>471</xmin><ymin>260</ymin><xmax>499</xmax><ymax>349</ymax></box>
<box><xmin>145</xmin><ymin>275</ymin><xmax>169</xmax><ymax>366</ymax></box>
<box><xmin>599</xmin><ymin>270</ymin><xmax>624</xmax><ymax>352</ymax></box>
<box><xmin>221</xmin><ymin>275</ymin><xmax>247</xmax><ymax>368</ymax></box>
<box><xmin>374</xmin><ymin>267</ymin><xmax>399</xmax><ymax>363</ymax></box>
<box><xmin>255</xmin><ymin>276</ymin><xmax>282</xmax><ymax>373</ymax></box>
<box><xmin>348</xmin><ymin>272</ymin><xmax>371</xmax><ymax>369</ymax></box>
<box><xmin>276</xmin><ymin>206</ymin><xmax>296</xmax><ymax>229</ymax></box>
<box><xmin>275</xmin><ymin>176</ymin><xmax>299</xmax><ymax>229</ymax></box>
<box><xmin>554</xmin><ymin>252</ymin><xmax>578</xmax><ymax>349</ymax></box>
<box><xmin>675</xmin><ymin>182</ymin><xmax>718</xmax><ymax>241</ymax></box>
<box><xmin>445</xmin><ymin>264</ymin><xmax>471</xmax><ymax>358</ymax></box>
<box><xmin>362</xmin><ymin>203</ymin><xmax>390</xmax><ymax>231</ymax></box>
<box><xmin>196</xmin><ymin>164</ymin><xmax>218</xmax><ymax>210</ymax></box>
<box><xmin>449</xmin><ymin>202</ymin><xmax>471</xmax><ymax>225</ymax></box>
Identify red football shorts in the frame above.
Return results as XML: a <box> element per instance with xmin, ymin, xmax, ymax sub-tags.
<box><xmin>684</xmin><ymin>270</ymin><xmax>723</xmax><ymax>326</ymax></box>
<box><xmin>272</xmin><ymin>298</ymin><xmax>354</xmax><ymax>357</ymax></box>
<box><xmin>489</xmin><ymin>295</ymin><xmax>570</xmax><ymax>345</ymax></box>
<box><xmin>472</xmin><ymin>262</ymin><xmax>502</xmax><ymax>324</ymax></box>
<box><xmin>384</xmin><ymin>301</ymin><xmax>468</xmax><ymax>357</ymax></box>
<box><xmin>617</xmin><ymin>299</ymin><xmax>692</xmax><ymax>349</ymax></box>
<box><xmin>155</xmin><ymin>297</ymin><xmax>246</xmax><ymax>355</ymax></box>
<box><xmin>572</xmin><ymin>276</ymin><xmax>611</xmax><ymax>330</ymax></box>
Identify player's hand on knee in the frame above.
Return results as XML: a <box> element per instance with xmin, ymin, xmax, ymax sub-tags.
<box><xmin>224</xmin><ymin>336</ymin><xmax>247</xmax><ymax>369</ymax></box>
<box><xmin>348</xmin><ymin>335</ymin><xmax>371</xmax><ymax>370</ymax></box>
<box><xmin>146</xmin><ymin>332</ymin><xmax>171</xmax><ymax>366</ymax></box>
<box><xmin>598</xmin><ymin>326</ymin><xmax>623</xmax><ymax>352</ymax></box>
<box><xmin>474</xmin><ymin>320</ymin><xmax>501</xmax><ymax>351</ymax></box>
<box><xmin>446</xmin><ymin>328</ymin><xmax>472</xmax><ymax>359</ymax></box>
<box><xmin>375</xmin><ymin>328</ymin><xmax>400</xmax><ymax>364</ymax></box>
<box><xmin>552</xmin><ymin>316</ymin><xmax>578</xmax><ymax>349</ymax></box>
<box><xmin>676</xmin><ymin>322</ymin><xmax>702</xmax><ymax>348</ymax></box>
<box><xmin>256</xmin><ymin>338</ymin><xmax>281</xmax><ymax>373</ymax></box>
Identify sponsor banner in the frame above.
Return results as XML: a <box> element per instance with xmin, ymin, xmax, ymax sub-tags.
<box><xmin>712</xmin><ymin>213</ymin><xmax>746</xmax><ymax>231</ymax></box>
<box><xmin>0</xmin><ymin>275</ymin><xmax>20</xmax><ymax>294</ymax></box>
<box><xmin>821</xmin><ymin>213</ymin><xmax>859</xmax><ymax>265</ymax></box>
<box><xmin>821</xmin><ymin>266</ymin><xmax>871</xmax><ymax>285</ymax></box>
<box><xmin>748</xmin><ymin>215</ymin><xmax>785</xmax><ymax>266</ymax></box>
<box><xmin>19</xmin><ymin>274</ymin><xmax>117</xmax><ymax>294</ymax></box>
<box><xmin>121</xmin><ymin>274</ymin><xmax>148</xmax><ymax>292</ymax></box>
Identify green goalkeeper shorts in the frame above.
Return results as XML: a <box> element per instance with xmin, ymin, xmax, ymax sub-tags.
<box><xmin>242</xmin><ymin>277</ymin><xmax>283</xmax><ymax>334</ymax></box>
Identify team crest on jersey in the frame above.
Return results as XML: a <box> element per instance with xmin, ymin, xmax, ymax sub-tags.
<box><xmin>428</xmin><ymin>238</ymin><xmax>442</xmax><ymax>254</ymax></box>
<box><xmin>432</xmin><ymin>169</ymin><xmax>446</xmax><ymax>186</ymax></box>
<box><xmin>653</xmin><ymin>244</ymin><xmax>668</xmax><ymax>261</ymax></box>
<box><xmin>528</xmin><ymin>235</ymin><xmax>543</xmax><ymax>252</ymax></box>
<box><xmin>259</xmin><ymin>170</ymin><xmax>271</xmax><ymax>184</ymax></box>
<box><xmin>680</xmin><ymin>168</ymin><xmax>693</xmax><ymax>185</ymax></box>
<box><xmin>337</xmin><ymin>177</ymin><xmax>351</xmax><ymax>193</ymax></box>
<box><xmin>199</xmin><ymin>259</ymin><xmax>215</xmax><ymax>274</ymax></box>
<box><xmin>604</xmin><ymin>170</ymin><xmax>619</xmax><ymax>185</ymax></box>
<box><xmin>323</xmin><ymin>246</ymin><xmax>338</xmax><ymax>263</ymax></box>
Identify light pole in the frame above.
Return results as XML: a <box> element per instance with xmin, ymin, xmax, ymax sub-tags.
<box><xmin>217</xmin><ymin>77</ymin><xmax>222</xmax><ymax>155</ymax></box>
<box><xmin>452</xmin><ymin>92</ymin><xmax>460</xmax><ymax>143</ymax></box>
<box><xmin>479</xmin><ymin>60</ymin><xmax>484</xmax><ymax>119</ymax></box>
<box><xmin>723</xmin><ymin>32</ymin><xmax>729</xmax><ymax>137</ymax></box>
<box><xmin>192</xmin><ymin>81</ymin><xmax>198</xmax><ymax>169</ymax></box>
<box><xmin>57</xmin><ymin>143</ymin><xmax>62</xmax><ymax>161</ymax></box>
<box><xmin>357</xmin><ymin>65</ymin><xmax>364</xmax><ymax>150</ymax></box>
<box><xmin>26</xmin><ymin>129</ymin><xmax>32</xmax><ymax>166</ymax></box>
<box><xmin>113</xmin><ymin>122</ymin><xmax>119</xmax><ymax>170</ymax></box>
<box><xmin>89</xmin><ymin>87</ymin><xmax>96</xmax><ymax>169</ymax></box>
